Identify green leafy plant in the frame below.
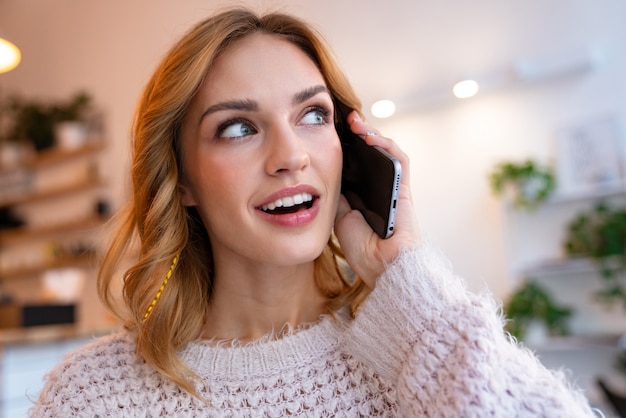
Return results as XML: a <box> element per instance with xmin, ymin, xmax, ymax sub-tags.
<box><xmin>1</xmin><ymin>97</ymin><xmax>56</xmax><ymax>150</ymax></box>
<box><xmin>489</xmin><ymin>159</ymin><xmax>556</xmax><ymax>210</ymax></box>
<box><xmin>0</xmin><ymin>91</ymin><xmax>92</xmax><ymax>151</ymax></box>
<box><xmin>50</xmin><ymin>91</ymin><xmax>92</xmax><ymax>122</ymax></box>
<box><xmin>504</xmin><ymin>280</ymin><xmax>573</xmax><ymax>340</ymax></box>
<box><xmin>564</xmin><ymin>202</ymin><xmax>626</xmax><ymax>309</ymax></box>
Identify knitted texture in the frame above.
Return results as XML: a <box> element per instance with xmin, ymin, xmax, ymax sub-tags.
<box><xmin>30</xmin><ymin>245</ymin><xmax>598</xmax><ymax>417</ymax></box>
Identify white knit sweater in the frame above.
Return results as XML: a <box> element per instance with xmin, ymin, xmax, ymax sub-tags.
<box><xmin>30</xmin><ymin>246</ymin><xmax>597</xmax><ymax>417</ymax></box>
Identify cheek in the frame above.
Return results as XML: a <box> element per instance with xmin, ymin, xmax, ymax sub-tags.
<box><xmin>197</xmin><ymin>157</ymin><xmax>242</xmax><ymax>200</ymax></box>
<box><xmin>182</xmin><ymin>151</ymin><xmax>240</xmax><ymax>210</ymax></box>
<box><xmin>186</xmin><ymin>162</ymin><xmax>242</xmax><ymax>237</ymax></box>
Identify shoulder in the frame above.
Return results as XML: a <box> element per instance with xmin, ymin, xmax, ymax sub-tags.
<box><xmin>72</xmin><ymin>329</ymin><xmax>135</xmax><ymax>353</ymax></box>
<box><xmin>52</xmin><ymin>330</ymin><xmax>141</xmax><ymax>376</ymax></box>
<box><xmin>49</xmin><ymin>329</ymin><xmax>161</xmax><ymax>382</ymax></box>
<box><xmin>31</xmin><ymin>330</ymin><xmax>162</xmax><ymax>416</ymax></box>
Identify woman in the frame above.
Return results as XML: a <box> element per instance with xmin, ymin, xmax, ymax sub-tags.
<box><xmin>31</xmin><ymin>8</ymin><xmax>597</xmax><ymax>417</ymax></box>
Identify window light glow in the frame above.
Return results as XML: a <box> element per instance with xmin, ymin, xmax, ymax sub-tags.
<box><xmin>370</xmin><ymin>99</ymin><xmax>396</xmax><ymax>118</ymax></box>
<box><xmin>453</xmin><ymin>79</ymin><xmax>479</xmax><ymax>99</ymax></box>
<box><xmin>0</xmin><ymin>37</ymin><xmax>21</xmax><ymax>73</ymax></box>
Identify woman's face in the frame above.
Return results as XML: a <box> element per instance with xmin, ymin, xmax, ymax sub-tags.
<box><xmin>179</xmin><ymin>34</ymin><xmax>342</xmax><ymax>270</ymax></box>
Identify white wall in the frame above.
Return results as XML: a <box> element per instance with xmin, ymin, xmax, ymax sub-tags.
<box><xmin>2</xmin><ymin>0</ymin><xmax>626</xmax><ymax>304</ymax></box>
<box><xmin>379</xmin><ymin>64</ymin><xmax>626</xmax><ymax>298</ymax></box>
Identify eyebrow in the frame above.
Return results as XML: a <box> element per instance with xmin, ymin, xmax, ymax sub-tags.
<box><xmin>198</xmin><ymin>84</ymin><xmax>330</xmax><ymax>125</ymax></box>
<box><xmin>198</xmin><ymin>99</ymin><xmax>257</xmax><ymax>125</ymax></box>
<box><xmin>292</xmin><ymin>85</ymin><xmax>330</xmax><ymax>105</ymax></box>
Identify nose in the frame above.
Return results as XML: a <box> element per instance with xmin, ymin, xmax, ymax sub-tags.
<box><xmin>264</xmin><ymin>125</ymin><xmax>310</xmax><ymax>175</ymax></box>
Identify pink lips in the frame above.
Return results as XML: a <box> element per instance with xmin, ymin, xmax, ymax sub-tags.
<box><xmin>256</xmin><ymin>185</ymin><xmax>320</xmax><ymax>228</ymax></box>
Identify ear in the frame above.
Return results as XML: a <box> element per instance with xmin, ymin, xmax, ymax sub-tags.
<box><xmin>179</xmin><ymin>182</ymin><xmax>197</xmax><ymax>207</ymax></box>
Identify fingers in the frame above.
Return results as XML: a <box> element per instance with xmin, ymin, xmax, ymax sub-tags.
<box><xmin>347</xmin><ymin>110</ymin><xmax>379</xmax><ymax>137</ymax></box>
<box><xmin>334</xmin><ymin>195</ymin><xmax>382</xmax><ymax>288</ymax></box>
<box><xmin>334</xmin><ymin>193</ymin><xmax>352</xmax><ymax>224</ymax></box>
<box><xmin>346</xmin><ymin>111</ymin><xmax>411</xmax><ymax>191</ymax></box>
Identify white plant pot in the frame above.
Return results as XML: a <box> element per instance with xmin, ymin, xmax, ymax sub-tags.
<box><xmin>55</xmin><ymin>121</ymin><xmax>88</xmax><ymax>150</ymax></box>
<box><xmin>524</xmin><ymin>320</ymin><xmax>548</xmax><ymax>347</ymax></box>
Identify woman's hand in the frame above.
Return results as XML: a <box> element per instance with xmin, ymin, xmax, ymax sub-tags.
<box><xmin>334</xmin><ymin>111</ymin><xmax>420</xmax><ymax>288</ymax></box>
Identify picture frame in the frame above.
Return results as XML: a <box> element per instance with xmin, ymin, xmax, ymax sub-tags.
<box><xmin>555</xmin><ymin>116</ymin><xmax>625</xmax><ymax>196</ymax></box>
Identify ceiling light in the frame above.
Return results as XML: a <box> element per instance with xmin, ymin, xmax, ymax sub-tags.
<box><xmin>0</xmin><ymin>36</ymin><xmax>21</xmax><ymax>73</ymax></box>
<box><xmin>370</xmin><ymin>99</ymin><xmax>396</xmax><ymax>118</ymax></box>
<box><xmin>453</xmin><ymin>79</ymin><xmax>479</xmax><ymax>99</ymax></box>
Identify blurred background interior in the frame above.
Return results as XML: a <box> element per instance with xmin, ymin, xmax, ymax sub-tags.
<box><xmin>1</xmin><ymin>0</ymin><xmax>626</xmax><ymax>416</ymax></box>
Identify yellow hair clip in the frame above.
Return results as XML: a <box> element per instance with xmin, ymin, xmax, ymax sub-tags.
<box><xmin>143</xmin><ymin>254</ymin><xmax>179</xmax><ymax>321</ymax></box>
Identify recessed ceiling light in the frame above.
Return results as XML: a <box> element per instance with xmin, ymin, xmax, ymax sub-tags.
<box><xmin>370</xmin><ymin>99</ymin><xmax>396</xmax><ymax>118</ymax></box>
<box><xmin>453</xmin><ymin>79</ymin><xmax>479</xmax><ymax>99</ymax></box>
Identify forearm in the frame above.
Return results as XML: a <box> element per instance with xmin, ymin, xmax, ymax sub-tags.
<box><xmin>344</xmin><ymin>244</ymin><xmax>597</xmax><ymax>417</ymax></box>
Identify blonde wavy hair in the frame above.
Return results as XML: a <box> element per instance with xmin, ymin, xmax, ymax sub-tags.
<box><xmin>98</xmin><ymin>7</ymin><xmax>369</xmax><ymax>396</ymax></box>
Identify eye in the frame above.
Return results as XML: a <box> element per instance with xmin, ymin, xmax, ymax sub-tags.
<box><xmin>217</xmin><ymin>120</ymin><xmax>257</xmax><ymax>139</ymax></box>
<box><xmin>300</xmin><ymin>106</ymin><xmax>331</xmax><ymax>126</ymax></box>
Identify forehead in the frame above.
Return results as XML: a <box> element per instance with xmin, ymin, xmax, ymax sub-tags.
<box><xmin>199</xmin><ymin>33</ymin><xmax>326</xmax><ymax>100</ymax></box>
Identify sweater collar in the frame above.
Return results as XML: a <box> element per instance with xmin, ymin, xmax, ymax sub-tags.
<box><xmin>179</xmin><ymin>311</ymin><xmax>345</xmax><ymax>379</ymax></box>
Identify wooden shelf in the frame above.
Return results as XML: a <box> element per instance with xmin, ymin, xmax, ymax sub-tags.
<box><xmin>0</xmin><ymin>322</ymin><xmax>119</xmax><ymax>346</ymax></box>
<box><xmin>0</xmin><ymin>140</ymin><xmax>107</xmax><ymax>283</ymax></box>
<box><xmin>0</xmin><ymin>253</ymin><xmax>98</xmax><ymax>281</ymax></box>
<box><xmin>0</xmin><ymin>141</ymin><xmax>105</xmax><ymax>175</ymax></box>
<box><xmin>0</xmin><ymin>177</ymin><xmax>104</xmax><ymax>207</ymax></box>
<box><xmin>0</xmin><ymin>215</ymin><xmax>107</xmax><ymax>243</ymax></box>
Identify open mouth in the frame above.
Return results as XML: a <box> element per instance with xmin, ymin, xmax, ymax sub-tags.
<box><xmin>259</xmin><ymin>192</ymin><xmax>316</xmax><ymax>215</ymax></box>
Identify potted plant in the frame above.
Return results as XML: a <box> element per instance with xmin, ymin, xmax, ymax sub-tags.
<box><xmin>489</xmin><ymin>159</ymin><xmax>556</xmax><ymax>210</ymax></box>
<box><xmin>51</xmin><ymin>91</ymin><xmax>92</xmax><ymax>150</ymax></box>
<box><xmin>1</xmin><ymin>96</ymin><xmax>56</xmax><ymax>152</ymax></box>
<box><xmin>563</xmin><ymin>202</ymin><xmax>626</xmax><ymax>309</ymax></box>
<box><xmin>504</xmin><ymin>280</ymin><xmax>573</xmax><ymax>344</ymax></box>
<box><xmin>1</xmin><ymin>91</ymin><xmax>93</xmax><ymax>154</ymax></box>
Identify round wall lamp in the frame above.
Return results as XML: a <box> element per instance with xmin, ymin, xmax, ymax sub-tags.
<box><xmin>0</xmin><ymin>36</ymin><xmax>21</xmax><ymax>73</ymax></box>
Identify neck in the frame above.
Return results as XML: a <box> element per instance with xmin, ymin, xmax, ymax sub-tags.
<box><xmin>200</xmin><ymin>261</ymin><xmax>327</xmax><ymax>343</ymax></box>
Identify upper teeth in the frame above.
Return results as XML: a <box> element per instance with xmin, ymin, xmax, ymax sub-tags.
<box><xmin>261</xmin><ymin>192</ymin><xmax>313</xmax><ymax>211</ymax></box>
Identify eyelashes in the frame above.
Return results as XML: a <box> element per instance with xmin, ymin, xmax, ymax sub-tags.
<box><xmin>304</xmin><ymin>105</ymin><xmax>332</xmax><ymax>124</ymax></box>
<box><xmin>216</xmin><ymin>118</ymin><xmax>257</xmax><ymax>140</ymax></box>
<box><xmin>213</xmin><ymin>104</ymin><xmax>333</xmax><ymax>141</ymax></box>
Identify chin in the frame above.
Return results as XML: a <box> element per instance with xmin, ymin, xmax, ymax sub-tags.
<box><xmin>269</xmin><ymin>234</ymin><xmax>330</xmax><ymax>266</ymax></box>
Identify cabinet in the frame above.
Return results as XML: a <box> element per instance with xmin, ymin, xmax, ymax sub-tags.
<box><xmin>0</xmin><ymin>141</ymin><xmax>109</xmax><ymax>327</ymax></box>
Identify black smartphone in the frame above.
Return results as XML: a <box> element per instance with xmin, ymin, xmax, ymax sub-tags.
<box><xmin>338</xmin><ymin>124</ymin><xmax>402</xmax><ymax>239</ymax></box>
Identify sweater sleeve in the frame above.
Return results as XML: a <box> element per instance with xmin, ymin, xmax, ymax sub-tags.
<box><xmin>343</xmin><ymin>244</ymin><xmax>599</xmax><ymax>417</ymax></box>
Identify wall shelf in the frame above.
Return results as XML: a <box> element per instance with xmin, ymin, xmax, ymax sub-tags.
<box><xmin>0</xmin><ymin>178</ymin><xmax>104</xmax><ymax>208</ymax></box>
<box><xmin>0</xmin><ymin>141</ymin><xmax>107</xmax><ymax>283</ymax></box>
<box><xmin>0</xmin><ymin>215</ymin><xmax>106</xmax><ymax>244</ymax></box>
<box><xmin>526</xmin><ymin>333</ymin><xmax>621</xmax><ymax>352</ymax></box>
<box><xmin>522</xmin><ymin>257</ymin><xmax>599</xmax><ymax>278</ymax></box>
<box><xmin>520</xmin><ymin>256</ymin><xmax>624</xmax><ymax>279</ymax></box>
<box><xmin>0</xmin><ymin>141</ymin><xmax>105</xmax><ymax>175</ymax></box>
<box><xmin>548</xmin><ymin>183</ymin><xmax>626</xmax><ymax>204</ymax></box>
<box><xmin>0</xmin><ymin>253</ymin><xmax>98</xmax><ymax>281</ymax></box>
